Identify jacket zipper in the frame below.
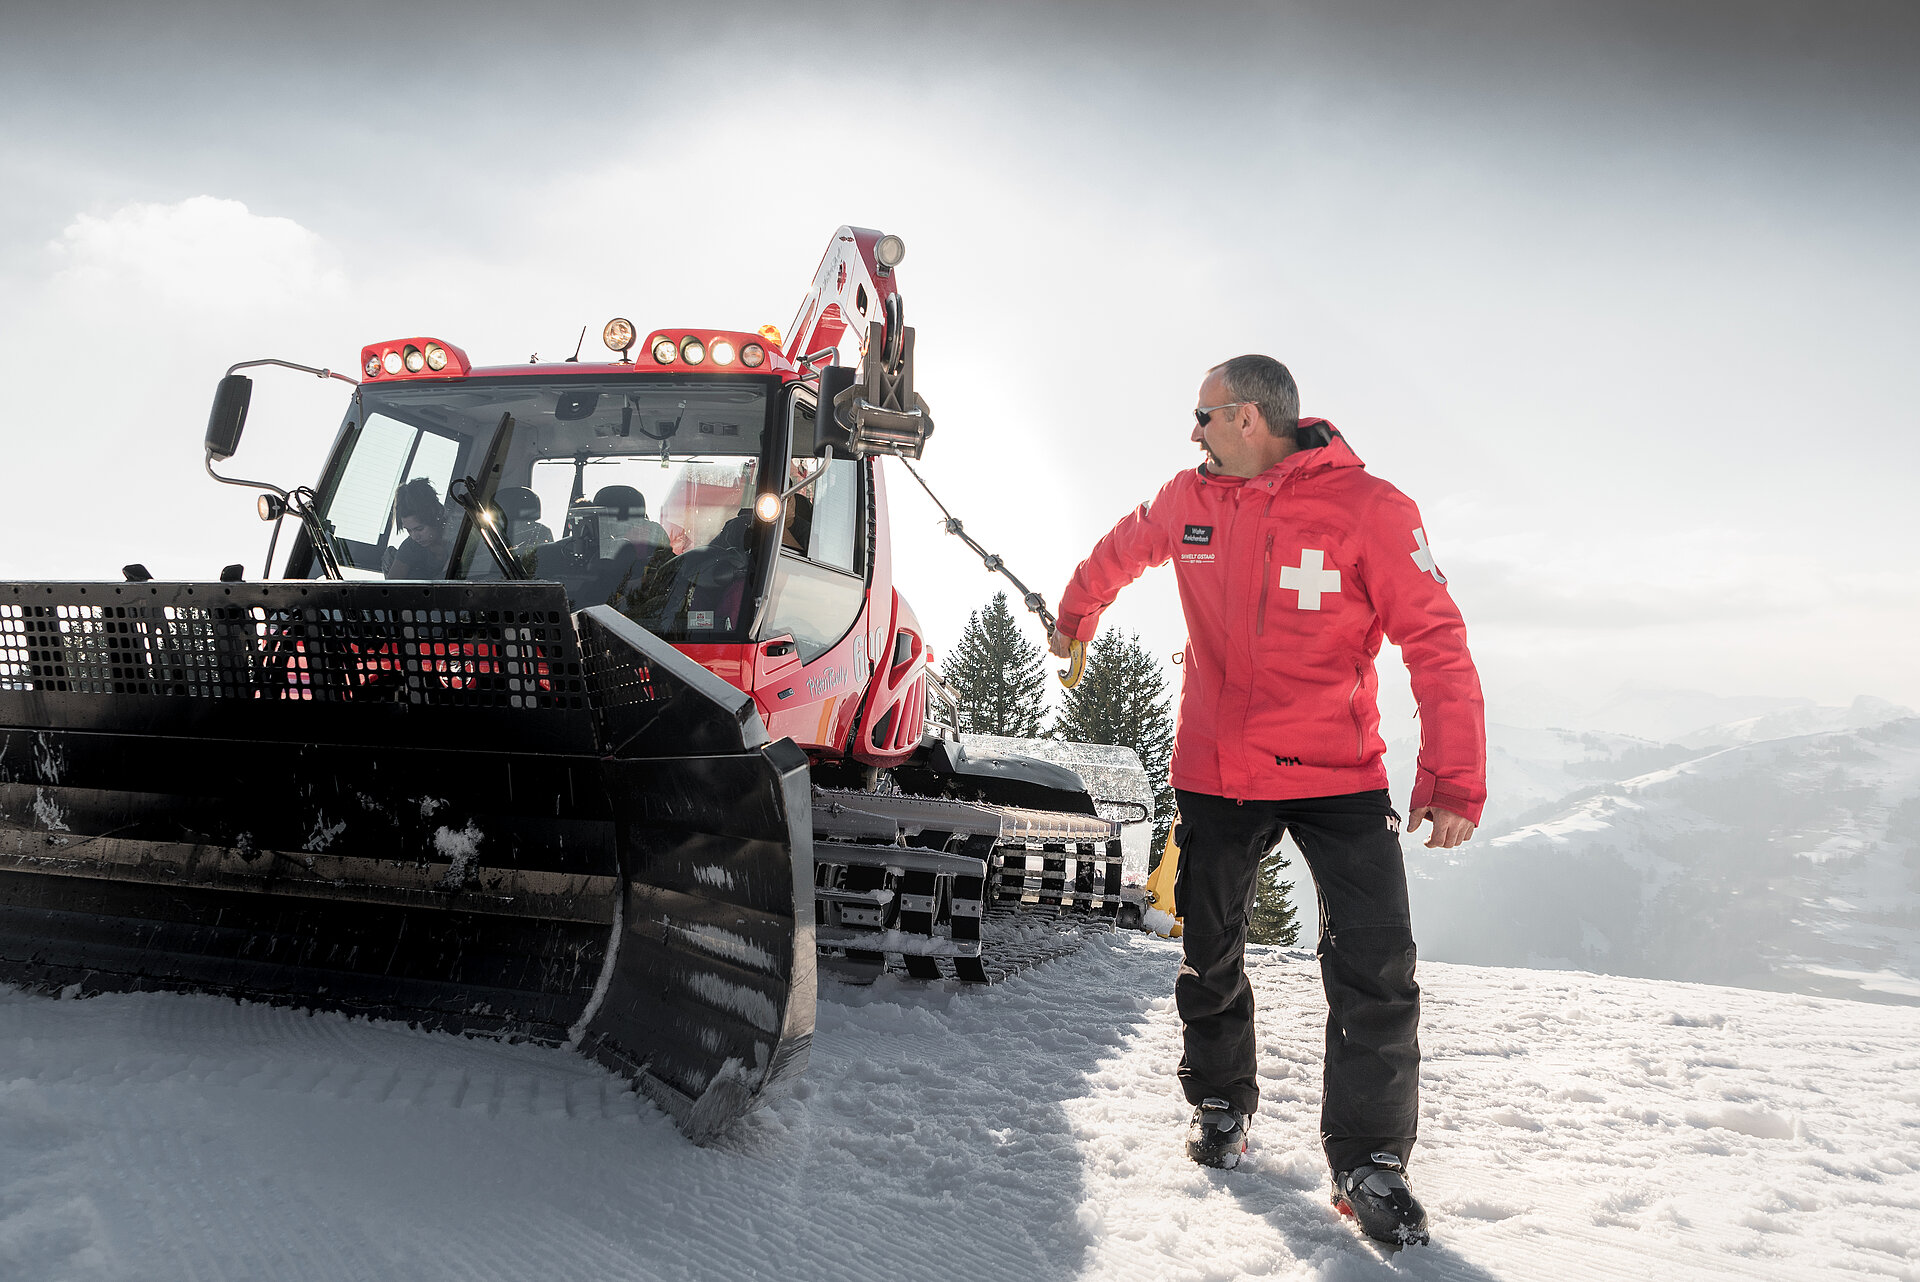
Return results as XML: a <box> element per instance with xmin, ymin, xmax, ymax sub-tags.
<box><xmin>1256</xmin><ymin>531</ymin><xmax>1274</xmax><ymax>636</ymax></box>
<box><xmin>1348</xmin><ymin>661</ymin><xmax>1366</xmax><ymax>761</ymax></box>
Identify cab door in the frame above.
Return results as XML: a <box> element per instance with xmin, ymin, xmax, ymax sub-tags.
<box><xmin>755</xmin><ymin>390</ymin><xmax>872</xmax><ymax>750</ymax></box>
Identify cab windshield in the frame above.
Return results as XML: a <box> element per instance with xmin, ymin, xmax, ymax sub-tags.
<box><xmin>305</xmin><ymin>375</ymin><xmax>777</xmax><ymax>644</ymax></box>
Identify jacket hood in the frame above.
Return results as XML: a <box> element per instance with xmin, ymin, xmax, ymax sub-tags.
<box><xmin>1196</xmin><ymin>418</ymin><xmax>1363</xmax><ymax>487</ymax></box>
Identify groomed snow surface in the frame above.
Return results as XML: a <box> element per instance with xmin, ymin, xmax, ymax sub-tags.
<box><xmin>3</xmin><ymin>935</ymin><xmax>1916</xmax><ymax>1282</ymax></box>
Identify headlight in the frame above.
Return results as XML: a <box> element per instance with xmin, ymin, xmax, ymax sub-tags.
<box><xmin>875</xmin><ymin>234</ymin><xmax>906</xmax><ymax>268</ymax></box>
<box><xmin>711</xmin><ymin>339</ymin><xmax>736</xmax><ymax>366</ymax></box>
<box><xmin>382</xmin><ymin>350</ymin><xmax>403</xmax><ymax>375</ymax></box>
<box><xmin>680</xmin><ymin>336</ymin><xmax>705</xmax><ymax>365</ymax></box>
<box><xmin>754</xmin><ymin>493</ymin><xmax>782</xmax><ymax>522</ymax></box>
<box><xmin>651</xmin><ymin>336</ymin><xmax>678</xmax><ymax>364</ymax></box>
<box><xmin>603</xmin><ymin>318</ymin><xmax>635</xmax><ymax>353</ymax></box>
<box><xmin>365</xmin><ymin>354</ymin><xmax>382</xmax><ymax>377</ymax></box>
<box><xmin>257</xmin><ymin>494</ymin><xmax>285</xmax><ymax>521</ymax></box>
<box><xmin>740</xmin><ymin>342</ymin><xmax>765</xmax><ymax>368</ymax></box>
<box><xmin>424</xmin><ymin>343</ymin><xmax>449</xmax><ymax>371</ymax></box>
<box><xmin>403</xmin><ymin>344</ymin><xmax>425</xmax><ymax>373</ymax></box>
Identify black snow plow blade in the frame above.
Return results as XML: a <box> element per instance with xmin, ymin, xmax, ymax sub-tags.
<box><xmin>0</xmin><ymin>582</ymin><xmax>812</xmax><ymax>1143</ymax></box>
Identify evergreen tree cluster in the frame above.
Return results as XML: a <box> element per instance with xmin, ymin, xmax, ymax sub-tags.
<box><xmin>939</xmin><ymin>592</ymin><xmax>1049</xmax><ymax>737</ymax></box>
<box><xmin>1249</xmin><ymin>845</ymin><xmax>1303</xmax><ymax>947</ymax></box>
<box><xmin>1053</xmin><ymin>630</ymin><xmax>1177</xmax><ymax>855</ymax></box>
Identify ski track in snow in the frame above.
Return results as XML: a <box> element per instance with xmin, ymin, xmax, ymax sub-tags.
<box><xmin>1</xmin><ymin>937</ymin><xmax>1916</xmax><ymax>1282</ymax></box>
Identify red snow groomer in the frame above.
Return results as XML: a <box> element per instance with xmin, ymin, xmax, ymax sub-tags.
<box><xmin>0</xmin><ymin>228</ymin><xmax>1144</xmax><ymax>1142</ymax></box>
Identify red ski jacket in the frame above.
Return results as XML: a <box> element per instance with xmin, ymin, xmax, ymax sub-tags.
<box><xmin>1057</xmin><ymin>422</ymin><xmax>1486</xmax><ymax>823</ymax></box>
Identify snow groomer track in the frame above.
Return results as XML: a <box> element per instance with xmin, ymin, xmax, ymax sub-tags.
<box><xmin>812</xmin><ymin>785</ymin><xmax>1127</xmax><ymax>982</ymax></box>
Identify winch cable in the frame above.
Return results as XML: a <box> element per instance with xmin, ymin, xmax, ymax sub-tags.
<box><xmin>895</xmin><ymin>456</ymin><xmax>1087</xmax><ymax>688</ymax></box>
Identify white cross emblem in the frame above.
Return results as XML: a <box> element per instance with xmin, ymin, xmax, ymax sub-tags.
<box><xmin>1279</xmin><ymin>548</ymin><xmax>1342</xmax><ymax>610</ymax></box>
<box><xmin>1409</xmin><ymin>527</ymin><xmax>1447</xmax><ymax>584</ymax></box>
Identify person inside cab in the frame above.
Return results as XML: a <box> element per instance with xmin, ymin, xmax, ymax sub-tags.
<box><xmin>385</xmin><ymin>477</ymin><xmax>451</xmax><ymax>580</ymax></box>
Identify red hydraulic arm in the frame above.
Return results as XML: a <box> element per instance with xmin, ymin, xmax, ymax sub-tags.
<box><xmin>790</xmin><ymin>229</ymin><xmax>1080</xmax><ymax>687</ymax></box>
<box><xmin>786</xmin><ymin>226</ymin><xmax>906</xmax><ymax>368</ymax></box>
<box><xmin>786</xmin><ymin>226</ymin><xmax>930</xmax><ymax>459</ymax></box>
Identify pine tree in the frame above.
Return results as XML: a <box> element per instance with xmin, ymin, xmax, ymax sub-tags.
<box><xmin>939</xmin><ymin>591</ymin><xmax>1049</xmax><ymax>737</ymax></box>
<box><xmin>1248</xmin><ymin>841</ymin><xmax>1303</xmax><ymax>947</ymax></box>
<box><xmin>1052</xmin><ymin>631</ymin><xmax>1178</xmax><ymax>855</ymax></box>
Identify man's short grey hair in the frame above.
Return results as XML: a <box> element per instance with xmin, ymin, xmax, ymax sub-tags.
<box><xmin>1210</xmin><ymin>355</ymin><xmax>1300</xmax><ymax>439</ymax></box>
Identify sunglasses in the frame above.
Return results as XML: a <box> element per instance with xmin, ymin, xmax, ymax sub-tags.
<box><xmin>1194</xmin><ymin>402</ymin><xmax>1243</xmax><ymax>428</ymax></box>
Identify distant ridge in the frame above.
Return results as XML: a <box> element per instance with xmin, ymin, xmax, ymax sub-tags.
<box><xmin>1407</xmin><ymin>714</ymin><xmax>1920</xmax><ymax>1004</ymax></box>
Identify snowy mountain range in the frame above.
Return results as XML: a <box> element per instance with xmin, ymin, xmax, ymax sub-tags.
<box><xmin>1393</xmin><ymin>692</ymin><xmax>1920</xmax><ymax>1005</ymax></box>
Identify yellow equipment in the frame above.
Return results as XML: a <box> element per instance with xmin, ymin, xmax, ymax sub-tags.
<box><xmin>1058</xmin><ymin>636</ymin><xmax>1087</xmax><ymax>689</ymax></box>
<box><xmin>1143</xmin><ymin>819</ymin><xmax>1183</xmax><ymax>938</ymax></box>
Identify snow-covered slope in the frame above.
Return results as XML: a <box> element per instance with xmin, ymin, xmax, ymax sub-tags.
<box><xmin>1384</xmin><ymin>691</ymin><xmax>1915</xmax><ymax>843</ymax></box>
<box><xmin>1386</xmin><ymin>723</ymin><xmax>1697</xmax><ymax>839</ymax></box>
<box><xmin>3</xmin><ymin>937</ymin><xmax>1915</xmax><ymax>1281</ymax></box>
<box><xmin>1577</xmin><ymin>684</ymin><xmax>1819</xmax><ymax>745</ymax></box>
<box><xmin>1411</xmin><ymin>718</ymin><xmax>1920</xmax><ymax>1003</ymax></box>
<box><xmin>1674</xmin><ymin>695</ymin><xmax>1916</xmax><ymax>751</ymax></box>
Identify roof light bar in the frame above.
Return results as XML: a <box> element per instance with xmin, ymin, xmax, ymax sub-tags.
<box><xmin>359</xmin><ymin>337</ymin><xmax>472</xmax><ymax>380</ymax></box>
<box><xmin>641</xmin><ymin>329</ymin><xmax>774</xmax><ymax>371</ymax></box>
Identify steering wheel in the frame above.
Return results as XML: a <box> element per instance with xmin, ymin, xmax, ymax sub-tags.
<box><xmin>526</xmin><ymin>529</ymin><xmax>593</xmax><ymax>577</ymax></box>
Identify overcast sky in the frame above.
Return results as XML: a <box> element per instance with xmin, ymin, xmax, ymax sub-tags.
<box><xmin>3</xmin><ymin>1</ymin><xmax>1916</xmax><ymax>726</ymax></box>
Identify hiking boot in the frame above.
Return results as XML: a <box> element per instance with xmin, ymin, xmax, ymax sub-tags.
<box><xmin>1185</xmin><ymin>1098</ymin><xmax>1249</xmax><ymax>1169</ymax></box>
<box><xmin>1332</xmin><ymin>1152</ymin><xmax>1429</xmax><ymax>1246</ymax></box>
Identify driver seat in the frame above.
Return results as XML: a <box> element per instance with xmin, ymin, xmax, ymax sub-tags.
<box><xmin>579</xmin><ymin>485</ymin><xmax>669</xmax><ymax>607</ymax></box>
<box><xmin>495</xmin><ymin>486</ymin><xmax>553</xmax><ymax>549</ymax></box>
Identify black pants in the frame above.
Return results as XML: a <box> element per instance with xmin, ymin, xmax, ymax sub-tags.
<box><xmin>1172</xmin><ymin>788</ymin><xmax>1420</xmax><ymax>1173</ymax></box>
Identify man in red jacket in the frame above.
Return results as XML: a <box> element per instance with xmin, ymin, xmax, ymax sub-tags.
<box><xmin>1050</xmin><ymin>354</ymin><xmax>1484</xmax><ymax>1247</ymax></box>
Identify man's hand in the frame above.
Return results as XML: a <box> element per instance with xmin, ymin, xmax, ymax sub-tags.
<box><xmin>1407</xmin><ymin>805</ymin><xmax>1474</xmax><ymax>850</ymax></box>
<box><xmin>1047</xmin><ymin>627</ymin><xmax>1074</xmax><ymax>659</ymax></box>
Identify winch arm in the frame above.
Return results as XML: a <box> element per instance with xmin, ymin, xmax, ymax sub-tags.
<box><xmin>785</xmin><ymin>226</ymin><xmax>903</xmax><ymax>367</ymax></box>
<box><xmin>785</xmin><ymin>227</ymin><xmax>933</xmax><ymax>460</ymax></box>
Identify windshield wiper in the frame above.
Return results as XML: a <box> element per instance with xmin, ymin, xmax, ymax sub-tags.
<box><xmin>447</xmin><ymin>413</ymin><xmax>529</xmax><ymax>581</ymax></box>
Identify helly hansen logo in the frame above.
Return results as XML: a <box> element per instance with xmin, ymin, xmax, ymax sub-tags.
<box><xmin>1275</xmin><ymin>755</ymin><xmax>1302</xmax><ymax>766</ymax></box>
<box><xmin>1183</xmin><ymin>525</ymin><xmax>1213</xmax><ymax>545</ymax></box>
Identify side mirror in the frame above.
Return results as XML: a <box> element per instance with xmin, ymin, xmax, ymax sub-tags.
<box><xmin>205</xmin><ymin>374</ymin><xmax>253</xmax><ymax>461</ymax></box>
<box><xmin>815</xmin><ymin>365</ymin><xmax>858</xmax><ymax>456</ymax></box>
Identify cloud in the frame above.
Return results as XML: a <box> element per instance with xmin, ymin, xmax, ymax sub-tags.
<box><xmin>48</xmin><ymin>196</ymin><xmax>345</xmax><ymax>310</ymax></box>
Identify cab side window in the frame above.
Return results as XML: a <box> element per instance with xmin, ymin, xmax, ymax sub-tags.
<box><xmin>802</xmin><ymin>457</ymin><xmax>859</xmax><ymax>571</ymax></box>
<box><xmin>325</xmin><ymin>414</ymin><xmax>464</xmax><ymax>578</ymax></box>
<box><xmin>763</xmin><ymin>395</ymin><xmax>868</xmax><ymax>662</ymax></box>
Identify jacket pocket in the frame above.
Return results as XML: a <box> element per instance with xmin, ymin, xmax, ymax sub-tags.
<box><xmin>1255</xmin><ymin>531</ymin><xmax>1274</xmax><ymax>637</ymax></box>
<box><xmin>1346</xmin><ymin>660</ymin><xmax>1366</xmax><ymax>762</ymax></box>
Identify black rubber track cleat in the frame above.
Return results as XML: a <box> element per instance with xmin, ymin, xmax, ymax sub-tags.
<box><xmin>1185</xmin><ymin>1098</ymin><xmax>1249</xmax><ymax>1169</ymax></box>
<box><xmin>1332</xmin><ymin>1152</ymin><xmax>1430</xmax><ymax>1247</ymax></box>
